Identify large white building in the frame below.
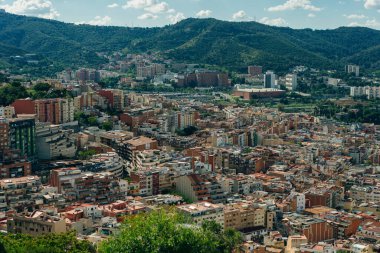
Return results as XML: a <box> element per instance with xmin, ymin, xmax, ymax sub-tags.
<box><xmin>285</xmin><ymin>74</ymin><xmax>298</xmax><ymax>91</ymax></box>
<box><xmin>346</xmin><ymin>65</ymin><xmax>360</xmax><ymax>77</ymax></box>
<box><xmin>350</xmin><ymin>86</ymin><xmax>380</xmax><ymax>99</ymax></box>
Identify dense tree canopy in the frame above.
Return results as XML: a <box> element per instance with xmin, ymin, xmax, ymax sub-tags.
<box><xmin>99</xmin><ymin>208</ymin><xmax>242</xmax><ymax>253</ymax></box>
<box><xmin>0</xmin><ymin>232</ymin><xmax>95</xmax><ymax>253</ymax></box>
<box><xmin>1</xmin><ymin>12</ymin><xmax>380</xmax><ymax>74</ymax></box>
<box><xmin>0</xmin><ymin>82</ymin><xmax>29</xmax><ymax>106</ymax></box>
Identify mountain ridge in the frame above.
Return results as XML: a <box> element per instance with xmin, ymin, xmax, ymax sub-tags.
<box><xmin>0</xmin><ymin>12</ymin><xmax>379</xmax><ymax>74</ymax></box>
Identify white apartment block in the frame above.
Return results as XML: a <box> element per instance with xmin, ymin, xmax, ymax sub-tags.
<box><xmin>350</xmin><ymin>86</ymin><xmax>380</xmax><ymax>99</ymax></box>
<box><xmin>285</xmin><ymin>74</ymin><xmax>298</xmax><ymax>91</ymax></box>
<box><xmin>0</xmin><ymin>106</ymin><xmax>15</xmax><ymax>118</ymax></box>
<box><xmin>346</xmin><ymin>64</ymin><xmax>360</xmax><ymax>77</ymax></box>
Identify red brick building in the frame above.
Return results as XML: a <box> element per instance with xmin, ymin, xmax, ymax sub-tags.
<box><xmin>12</xmin><ymin>99</ymin><xmax>35</xmax><ymax>115</ymax></box>
<box><xmin>0</xmin><ymin>149</ymin><xmax>32</xmax><ymax>179</ymax></box>
<box><xmin>248</xmin><ymin>66</ymin><xmax>263</xmax><ymax>76</ymax></box>
<box><xmin>234</xmin><ymin>88</ymin><xmax>286</xmax><ymax>100</ymax></box>
<box><xmin>284</xmin><ymin>215</ymin><xmax>334</xmax><ymax>243</ymax></box>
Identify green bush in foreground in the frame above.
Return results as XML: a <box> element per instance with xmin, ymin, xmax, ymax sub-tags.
<box><xmin>0</xmin><ymin>231</ymin><xmax>95</xmax><ymax>253</ymax></box>
<box><xmin>99</xmin><ymin>208</ymin><xmax>242</xmax><ymax>253</ymax></box>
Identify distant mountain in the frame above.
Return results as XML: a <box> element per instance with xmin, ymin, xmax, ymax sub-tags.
<box><xmin>0</xmin><ymin>12</ymin><xmax>380</xmax><ymax>74</ymax></box>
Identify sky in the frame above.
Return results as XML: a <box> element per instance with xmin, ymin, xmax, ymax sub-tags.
<box><xmin>0</xmin><ymin>0</ymin><xmax>380</xmax><ymax>30</ymax></box>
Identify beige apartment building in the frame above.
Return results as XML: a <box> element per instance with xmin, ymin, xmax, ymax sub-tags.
<box><xmin>286</xmin><ymin>235</ymin><xmax>308</xmax><ymax>253</ymax></box>
<box><xmin>8</xmin><ymin>210</ymin><xmax>67</xmax><ymax>236</ymax></box>
<box><xmin>177</xmin><ymin>202</ymin><xmax>224</xmax><ymax>227</ymax></box>
<box><xmin>224</xmin><ymin>202</ymin><xmax>275</xmax><ymax>231</ymax></box>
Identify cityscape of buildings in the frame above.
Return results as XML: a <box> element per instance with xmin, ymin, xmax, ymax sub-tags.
<box><xmin>0</xmin><ymin>49</ymin><xmax>379</xmax><ymax>253</ymax></box>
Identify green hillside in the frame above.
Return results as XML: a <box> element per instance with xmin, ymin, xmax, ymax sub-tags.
<box><xmin>0</xmin><ymin>12</ymin><xmax>379</xmax><ymax>74</ymax></box>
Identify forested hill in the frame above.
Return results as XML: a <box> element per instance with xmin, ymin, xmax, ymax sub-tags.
<box><xmin>0</xmin><ymin>11</ymin><xmax>380</xmax><ymax>72</ymax></box>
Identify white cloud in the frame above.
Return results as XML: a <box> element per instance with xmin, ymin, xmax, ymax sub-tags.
<box><xmin>107</xmin><ymin>3</ymin><xmax>119</xmax><ymax>8</ymax></box>
<box><xmin>232</xmin><ymin>10</ymin><xmax>249</xmax><ymax>20</ymax></box>
<box><xmin>144</xmin><ymin>1</ymin><xmax>169</xmax><ymax>13</ymax></box>
<box><xmin>138</xmin><ymin>13</ymin><xmax>158</xmax><ymax>20</ymax></box>
<box><xmin>167</xmin><ymin>12</ymin><xmax>185</xmax><ymax>24</ymax></box>
<box><xmin>259</xmin><ymin>17</ymin><xmax>288</xmax><ymax>26</ymax></box>
<box><xmin>344</xmin><ymin>14</ymin><xmax>367</xmax><ymax>19</ymax></box>
<box><xmin>308</xmin><ymin>13</ymin><xmax>316</xmax><ymax>18</ymax></box>
<box><xmin>123</xmin><ymin>0</ymin><xmax>170</xmax><ymax>14</ymax></box>
<box><xmin>364</xmin><ymin>0</ymin><xmax>380</xmax><ymax>11</ymax></box>
<box><xmin>196</xmin><ymin>9</ymin><xmax>212</xmax><ymax>18</ymax></box>
<box><xmin>123</xmin><ymin>0</ymin><xmax>155</xmax><ymax>9</ymax></box>
<box><xmin>348</xmin><ymin>18</ymin><xmax>380</xmax><ymax>28</ymax></box>
<box><xmin>1</xmin><ymin>0</ymin><xmax>60</xmax><ymax>19</ymax></box>
<box><xmin>78</xmin><ymin>16</ymin><xmax>112</xmax><ymax>26</ymax></box>
<box><xmin>268</xmin><ymin>0</ymin><xmax>321</xmax><ymax>12</ymax></box>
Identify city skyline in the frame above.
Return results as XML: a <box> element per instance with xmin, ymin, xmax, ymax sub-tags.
<box><xmin>0</xmin><ymin>0</ymin><xmax>380</xmax><ymax>29</ymax></box>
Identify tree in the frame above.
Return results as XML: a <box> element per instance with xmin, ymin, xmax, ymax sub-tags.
<box><xmin>0</xmin><ymin>82</ymin><xmax>29</xmax><ymax>106</ymax></box>
<box><xmin>0</xmin><ymin>231</ymin><xmax>95</xmax><ymax>253</ymax></box>
<box><xmin>101</xmin><ymin>121</ymin><xmax>113</xmax><ymax>131</ymax></box>
<box><xmin>78</xmin><ymin>149</ymin><xmax>97</xmax><ymax>160</ymax></box>
<box><xmin>99</xmin><ymin>208</ymin><xmax>242</xmax><ymax>253</ymax></box>
<box><xmin>87</xmin><ymin>116</ymin><xmax>98</xmax><ymax>126</ymax></box>
<box><xmin>176</xmin><ymin>126</ymin><xmax>198</xmax><ymax>136</ymax></box>
<box><xmin>33</xmin><ymin>83</ymin><xmax>51</xmax><ymax>92</ymax></box>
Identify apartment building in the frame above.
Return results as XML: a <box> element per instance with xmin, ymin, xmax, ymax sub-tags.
<box><xmin>248</xmin><ymin>66</ymin><xmax>263</xmax><ymax>76</ymax></box>
<box><xmin>350</xmin><ymin>185</ymin><xmax>380</xmax><ymax>204</ymax></box>
<box><xmin>130</xmin><ymin>167</ymin><xmax>173</xmax><ymax>196</ymax></box>
<box><xmin>119</xmin><ymin>107</ymin><xmax>155</xmax><ymax>129</ymax></box>
<box><xmin>305</xmin><ymin>184</ymin><xmax>344</xmax><ymax>209</ymax></box>
<box><xmin>136</xmin><ymin>63</ymin><xmax>165</xmax><ymax>79</ymax></box>
<box><xmin>74</xmin><ymin>92</ymin><xmax>109</xmax><ymax>110</ymax></box>
<box><xmin>0</xmin><ymin>149</ymin><xmax>31</xmax><ymax>179</ymax></box>
<box><xmin>98</xmin><ymin>89</ymin><xmax>125</xmax><ymax>111</ymax></box>
<box><xmin>0</xmin><ymin>118</ymin><xmax>9</xmax><ymax>150</ymax></box>
<box><xmin>286</xmin><ymin>235</ymin><xmax>308</xmax><ymax>253</ymax></box>
<box><xmin>177</xmin><ymin>202</ymin><xmax>224</xmax><ymax>227</ymax></box>
<box><xmin>0</xmin><ymin>106</ymin><xmax>15</xmax><ymax>118</ymax></box>
<box><xmin>282</xmin><ymin>214</ymin><xmax>334</xmax><ymax>243</ymax></box>
<box><xmin>75</xmin><ymin>68</ymin><xmax>101</xmax><ymax>82</ymax></box>
<box><xmin>100</xmin><ymin>200</ymin><xmax>147</xmax><ymax>222</ymax></box>
<box><xmin>176</xmin><ymin>174</ymin><xmax>211</xmax><ymax>203</ymax></box>
<box><xmin>7</xmin><ymin>118</ymin><xmax>36</xmax><ymax>159</ymax></box>
<box><xmin>264</xmin><ymin>71</ymin><xmax>276</xmax><ymax>88</ymax></box>
<box><xmin>320</xmin><ymin>212</ymin><xmax>363</xmax><ymax>239</ymax></box>
<box><xmin>50</xmin><ymin>169</ymin><xmax>127</xmax><ymax>205</ymax></box>
<box><xmin>178</xmin><ymin>71</ymin><xmax>229</xmax><ymax>87</ymax></box>
<box><xmin>12</xmin><ymin>98</ymin><xmax>75</xmax><ymax>124</ymax></box>
<box><xmin>116</xmin><ymin>136</ymin><xmax>158</xmax><ymax>162</ymax></box>
<box><xmin>350</xmin><ymin>86</ymin><xmax>380</xmax><ymax>99</ymax></box>
<box><xmin>35</xmin><ymin>122</ymin><xmax>76</xmax><ymax>160</ymax></box>
<box><xmin>224</xmin><ymin>202</ymin><xmax>274</xmax><ymax>232</ymax></box>
<box><xmin>35</xmin><ymin>98</ymin><xmax>74</xmax><ymax>124</ymax></box>
<box><xmin>8</xmin><ymin>210</ymin><xmax>67</xmax><ymax>236</ymax></box>
<box><xmin>176</xmin><ymin>110</ymin><xmax>200</xmax><ymax>130</ymax></box>
<box><xmin>285</xmin><ymin>74</ymin><xmax>298</xmax><ymax>91</ymax></box>
<box><xmin>82</xmin><ymin>152</ymin><xmax>125</xmax><ymax>178</ymax></box>
<box><xmin>346</xmin><ymin>64</ymin><xmax>360</xmax><ymax>77</ymax></box>
<box><xmin>286</xmin><ymin>192</ymin><xmax>306</xmax><ymax>213</ymax></box>
<box><xmin>0</xmin><ymin>176</ymin><xmax>42</xmax><ymax>211</ymax></box>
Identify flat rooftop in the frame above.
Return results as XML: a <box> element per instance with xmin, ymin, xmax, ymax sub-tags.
<box><xmin>126</xmin><ymin>136</ymin><xmax>156</xmax><ymax>147</ymax></box>
<box><xmin>236</xmin><ymin>88</ymin><xmax>284</xmax><ymax>92</ymax></box>
<box><xmin>177</xmin><ymin>202</ymin><xmax>222</xmax><ymax>213</ymax></box>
